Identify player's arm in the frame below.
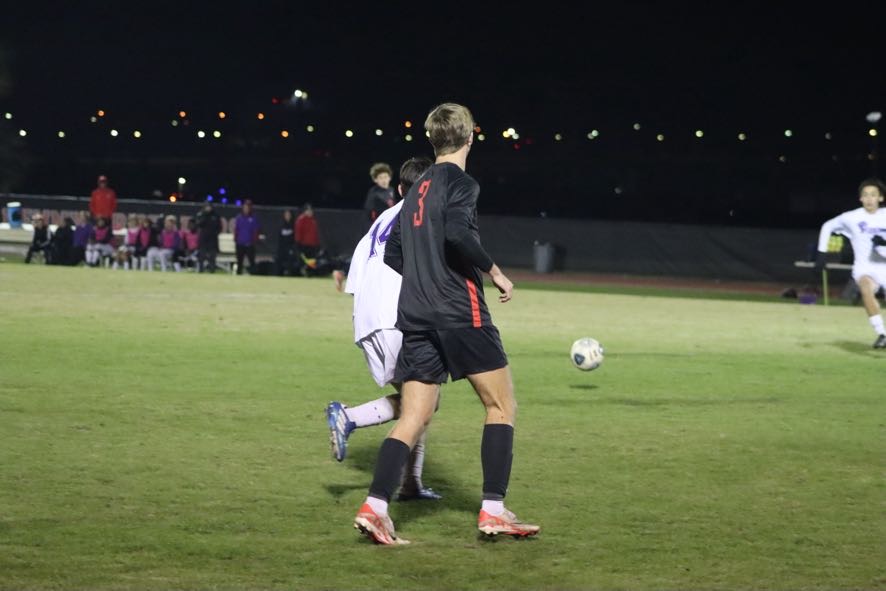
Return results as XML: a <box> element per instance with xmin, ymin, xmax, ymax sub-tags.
<box><xmin>444</xmin><ymin>180</ymin><xmax>512</xmax><ymax>302</ymax></box>
<box><xmin>383</xmin><ymin>216</ymin><xmax>403</xmax><ymax>275</ymax></box>
<box><xmin>813</xmin><ymin>213</ymin><xmax>848</xmax><ymax>271</ymax></box>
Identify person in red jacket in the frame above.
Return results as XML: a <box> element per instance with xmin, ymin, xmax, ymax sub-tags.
<box><xmin>89</xmin><ymin>175</ymin><xmax>117</xmax><ymax>224</ymax></box>
<box><xmin>295</xmin><ymin>203</ymin><xmax>321</xmax><ymax>259</ymax></box>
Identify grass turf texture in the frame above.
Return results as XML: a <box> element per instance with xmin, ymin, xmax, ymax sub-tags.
<box><xmin>0</xmin><ymin>265</ymin><xmax>883</xmax><ymax>590</ymax></box>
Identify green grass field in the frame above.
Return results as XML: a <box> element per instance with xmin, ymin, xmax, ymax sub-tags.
<box><xmin>0</xmin><ymin>265</ymin><xmax>883</xmax><ymax>590</ymax></box>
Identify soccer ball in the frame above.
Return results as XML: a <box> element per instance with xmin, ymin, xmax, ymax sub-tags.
<box><xmin>570</xmin><ymin>337</ymin><xmax>604</xmax><ymax>371</ymax></box>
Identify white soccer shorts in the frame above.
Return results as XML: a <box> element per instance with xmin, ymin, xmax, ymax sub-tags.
<box><xmin>359</xmin><ymin>329</ymin><xmax>404</xmax><ymax>387</ymax></box>
<box><xmin>853</xmin><ymin>264</ymin><xmax>886</xmax><ymax>290</ymax></box>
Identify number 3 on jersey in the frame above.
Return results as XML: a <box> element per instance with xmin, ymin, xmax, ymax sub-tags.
<box><xmin>413</xmin><ymin>180</ymin><xmax>432</xmax><ymax>227</ymax></box>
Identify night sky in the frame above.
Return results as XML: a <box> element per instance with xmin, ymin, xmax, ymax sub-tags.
<box><xmin>1</xmin><ymin>2</ymin><xmax>885</xmax><ymax>224</ymax></box>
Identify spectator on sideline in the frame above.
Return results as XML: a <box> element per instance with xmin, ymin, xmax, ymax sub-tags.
<box><xmin>195</xmin><ymin>200</ymin><xmax>222</xmax><ymax>273</ymax></box>
<box><xmin>275</xmin><ymin>209</ymin><xmax>298</xmax><ymax>276</ymax></box>
<box><xmin>50</xmin><ymin>216</ymin><xmax>75</xmax><ymax>265</ymax></box>
<box><xmin>146</xmin><ymin>215</ymin><xmax>182</xmax><ymax>272</ymax></box>
<box><xmin>134</xmin><ymin>215</ymin><xmax>155</xmax><ymax>270</ymax></box>
<box><xmin>179</xmin><ymin>218</ymin><xmax>200</xmax><ymax>270</ymax></box>
<box><xmin>233</xmin><ymin>199</ymin><xmax>262</xmax><ymax>275</ymax></box>
<box><xmin>24</xmin><ymin>213</ymin><xmax>52</xmax><ymax>264</ymax></box>
<box><xmin>364</xmin><ymin>162</ymin><xmax>395</xmax><ymax>227</ymax></box>
<box><xmin>113</xmin><ymin>216</ymin><xmax>141</xmax><ymax>270</ymax></box>
<box><xmin>85</xmin><ymin>216</ymin><xmax>115</xmax><ymax>267</ymax></box>
<box><xmin>89</xmin><ymin>174</ymin><xmax>117</xmax><ymax>224</ymax></box>
<box><xmin>296</xmin><ymin>203</ymin><xmax>321</xmax><ymax>259</ymax></box>
<box><xmin>72</xmin><ymin>211</ymin><xmax>92</xmax><ymax>265</ymax></box>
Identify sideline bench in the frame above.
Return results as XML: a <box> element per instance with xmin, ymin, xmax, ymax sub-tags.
<box><xmin>793</xmin><ymin>260</ymin><xmax>852</xmax><ymax>306</ymax></box>
<box><xmin>0</xmin><ymin>225</ymin><xmax>261</xmax><ymax>273</ymax></box>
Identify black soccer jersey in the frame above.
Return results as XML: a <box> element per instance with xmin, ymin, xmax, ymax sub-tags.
<box><xmin>385</xmin><ymin>162</ymin><xmax>496</xmax><ymax>331</ymax></box>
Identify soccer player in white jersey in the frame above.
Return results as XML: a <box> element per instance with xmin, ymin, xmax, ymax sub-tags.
<box><xmin>325</xmin><ymin>156</ymin><xmax>441</xmax><ymax>500</ymax></box>
<box><xmin>815</xmin><ymin>178</ymin><xmax>886</xmax><ymax>348</ymax></box>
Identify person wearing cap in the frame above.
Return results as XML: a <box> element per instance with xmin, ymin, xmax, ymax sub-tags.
<box><xmin>24</xmin><ymin>213</ymin><xmax>52</xmax><ymax>264</ymax></box>
<box><xmin>232</xmin><ymin>199</ymin><xmax>263</xmax><ymax>275</ymax></box>
<box><xmin>89</xmin><ymin>174</ymin><xmax>118</xmax><ymax>224</ymax></box>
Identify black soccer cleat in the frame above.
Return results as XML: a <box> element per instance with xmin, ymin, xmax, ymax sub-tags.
<box><xmin>874</xmin><ymin>334</ymin><xmax>886</xmax><ymax>349</ymax></box>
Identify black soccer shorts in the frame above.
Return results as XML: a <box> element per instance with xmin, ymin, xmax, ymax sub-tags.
<box><xmin>394</xmin><ymin>325</ymin><xmax>509</xmax><ymax>384</ymax></box>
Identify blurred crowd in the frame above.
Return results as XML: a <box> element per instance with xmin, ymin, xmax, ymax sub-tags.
<box><xmin>22</xmin><ymin>174</ymin><xmax>329</xmax><ymax>276</ymax></box>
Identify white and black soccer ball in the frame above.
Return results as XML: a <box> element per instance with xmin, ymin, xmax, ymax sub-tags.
<box><xmin>570</xmin><ymin>337</ymin><xmax>604</xmax><ymax>371</ymax></box>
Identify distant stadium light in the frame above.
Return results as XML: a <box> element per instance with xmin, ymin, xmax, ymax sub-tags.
<box><xmin>554</xmin><ymin>133</ymin><xmax>563</xmax><ymax>141</ymax></box>
<box><xmin>306</xmin><ymin>125</ymin><xmax>315</xmax><ymax>133</ymax></box>
<box><xmin>235</xmin><ymin>199</ymin><xmax>242</xmax><ymax>206</ymax></box>
<box><xmin>18</xmin><ymin>129</ymin><xmax>26</xmax><ymax>137</ymax></box>
<box><xmin>57</xmin><ymin>131</ymin><xmax>65</xmax><ymax>138</ymax></box>
<box><xmin>257</xmin><ymin>112</ymin><xmax>265</xmax><ymax>120</ymax></box>
<box><xmin>213</xmin><ymin>130</ymin><xmax>221</xmax><ymax>138</ymax></box>
<box><xmin>3</xmin><ymin>112</ymin><xmax>11</xmax><ymax>120</ymax></box>
<box><xmin>171</xmin><ymin>120</ymin><xmax>179</xmax><ymax>127</ymax></box>
<box><xmin>90</xmin><ymin>116</ymin><xmax>98</xmax><ymax>123</ymax></box>
<box><xmin>179</xmin><ymin>110</ymin><xmax>187</xmax><ymax>118</ymax></box>
<box><xmin>405</xmin><ymin>134</ymin><xmax>413</xmax><ymax>142</ymax></box>
<box><xmin>206</xmin><ymin>195</ymin><xmax>214</xmax><ymax>201</ymax></box>
<box><xmin>502</xmin><ymin>130</ymin><xmax>510</xmax><ymax>138</ymax></box>
<box><xmin>133</xmin><ymin>130</ymin><xmax>142</xmax><ymax>138</ymax></box>
<box><xmin>869</xmin><ymin>128</ymin><xmax>878</xmax><ymax>137</ymax></box>
<box><xmin>404</xmin><ymin>120</ymin><xmax>412</xmax><ymax>128</ymax></box>
<box><xmin>784</xmin><ymin>129</ymin><xmax>793</xmax><ymax>137</ymax></box>
<box><xmin>375</xmin><ymin>128</ymin><xmax>383</xmax><ymax>136</ymax></box>
<box><xmin>614</xmin><ymin>186</ymin><xmax>623</xmax><ymax>195</ymax></box>
<box><xmin>97</xmin><ymin>109</ymin><xmax>105</xmax><ymax>117</ymax></box>
<box><xmin>218</xmin><ymin>188</ymin><xmax>226</xmax><ymax>195</ymax></box>
<box><xmin>197</xmin><ymin>130</ymin><xmax>206</xmax><ymax>138</ymax></box>
<box><xmin>345</xmin><ymin>129</ymin><xmax>354</xmax><ymax>137</ymax></box>
<box><xmin>293</xmin><ymin>89</ymin><xmax>303</xmax><ymax>98</ymax></box>
<box><xmin>110</xmin><ymin>129</ymin><xmax>119</xmax><ymax>137</ymax></box>
<box><xmin>178</xmin><ymin>177</ymin><xmax>187</xmax><ymax>185</ymax></box>
<box><xmin>218</xmin><ymin>111</ymin><xmax>226</xmax><ymax>119</ymax></box>
<box><xmin>280</xmin><ymin>130</ymin><xmax>289</xmax><ymax>138</ymax></box>
<box><xmin>656</xmin><ymin>134</ymin><xmax>665</xmax><ymax>141</ymax></box>
<box><xmin>477</xmin><ymin>133</ymin><xmax>486</xmax><ymax>141</ymax></box>
<box><xmin>632</xmin><ymin>123</ymin><xmax>641</xmax><ymax>131</ymax></box>
<box><xmin>866</xmin><ymin>111</ymin><xmax>882</xmax><ymax>124</ymax></box>
<box><xmin>694</xmin><ymin>130</ymin><xmax>704</xmax><ymax>138</ymax></box>
<box><xmin>824</xmin><ymin>132</ymin><xmax>832</xmax><ymax>140</ymax></box>
<box><xmin>220</xmin><ymin>197</ymin><xmax>228</xmax><ymax>204</ymax></box>
<box><xmin>587</xmin><ymin>129</ymin><xmax>599</xmax><ymax>139</ymax></box>
<box><xmin>507</xmin><ymin>127</ymin><xmax>516</xmax><ymax>136</ymax></box>
<box><xmin>169</xmin><ymin>195</ymin><xmax>177</xmax><ymax>202</ymax></box>
<box><xmin>738</xmin><ymin>132</ymin><xmax>747</xmax><ymax>141</ymax></box>
<box><xmin>778</xmin><ymin>155</ymin><xmax>787</xmax><ymax>163</ymax></box>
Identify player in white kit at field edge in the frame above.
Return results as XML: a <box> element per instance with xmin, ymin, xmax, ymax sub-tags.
<box><xmin>814</xmin><ymin>177</ymin><xmax>886</xmax><ymax>349</ymax></box>
<box><xmin>325</xmin><ymin>156</ymin><xmax>441</xmax><ymax>500</ymax></box>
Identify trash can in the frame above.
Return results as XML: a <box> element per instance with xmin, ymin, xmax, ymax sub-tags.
<box><xmin>6</xmin><ymin>202</ymin><xmax>22</xmax><ymax>228</ymax></box>
<box><xmin>533</xmin><ymin>241</ymin><xmax>555</xmax><ymax>273</ymax></box>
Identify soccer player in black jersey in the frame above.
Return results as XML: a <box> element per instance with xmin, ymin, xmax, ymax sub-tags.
<box><xmin>352</xmin><ymin>103</ymin><xmax>539</xmax><ymax>544</ymax></box>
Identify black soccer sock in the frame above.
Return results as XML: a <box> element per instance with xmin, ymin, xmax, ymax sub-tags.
<box><xmin>481</xmin><ymin>423</ymin><xmax>514</xmax><ymax>501</ymax></box>
<box><xmin>368</xmin><ymin>438</ymin><xmax>412</xmax><ymax>502</ymax></box>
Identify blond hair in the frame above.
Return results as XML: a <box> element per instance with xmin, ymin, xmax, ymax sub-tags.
<box><xmin>424</xmin><ymin>103</ymin><xmax>474</xmax><ymax>156</ymax></box>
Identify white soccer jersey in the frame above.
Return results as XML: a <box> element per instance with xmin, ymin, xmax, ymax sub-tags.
<box><xmin>817</xmin><ymin>207</ymin><xmax>886</xmax><ymax>272</ymax></box>
<box><xmin>345</xmin><ymin>202</ymin><xmax>403</xmax><ymax>343</ymax></box>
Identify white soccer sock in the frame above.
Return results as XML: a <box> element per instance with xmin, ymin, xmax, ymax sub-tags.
<box><xmin>869</xmin><ymin>314</ymin><xmax>885</xmax><ymax>336</ymax></box>
<box><xmin>481</xmin><ymin>500</ymin><xmax>504</xmax><ymax>516</ymax></box>
<box><xmin>365</xmin><ymin>496</ymin><xmax>388</xmax><ymax>516</ymax></box>
<box><xmin>346</xmin><ymin>396</ymin><xmax>396</xmax><ymax>428</ymax></box>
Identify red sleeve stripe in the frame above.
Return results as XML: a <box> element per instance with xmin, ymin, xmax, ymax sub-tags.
<box><xmin>465</xmin><ymin>279</ymin><xmax>482</xmax><ymax>328</ymax></box>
